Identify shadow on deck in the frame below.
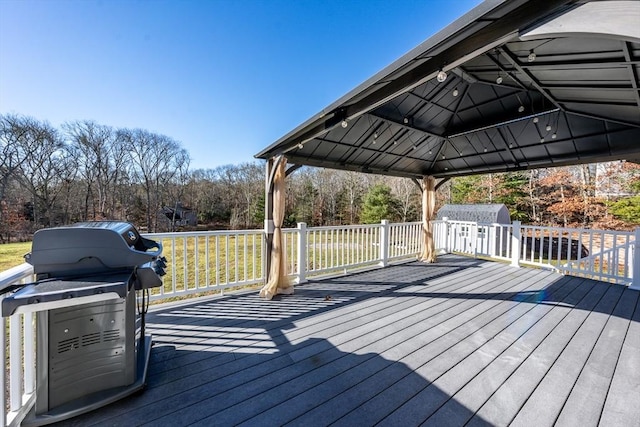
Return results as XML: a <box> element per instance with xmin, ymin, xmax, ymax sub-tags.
<box><xmin>58</xmin><ymin>255</ymin><xmax>639</xmax><ymax>427</ymax></box>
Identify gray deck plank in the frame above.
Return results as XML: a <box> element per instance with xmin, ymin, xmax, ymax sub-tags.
<box><xmin>139</xmin><ymin>263</ymin><xmax>524</xmax><ymax>426</ymax></box>
<box><xmin>469</xmin><ymin>281</ymin><xmax>625</xmax><ymax>427</ymax></box>
<box><xmin>374</xmin><ymin>275</ymin><xmax>598</xmax><ymax>427</ymax></box>
<box><xmin>50</xmin><ymin>255</ymin><xmax>638</xmax><ymax>427</ymax></box>
<box><xmin>598</xmin><ymin>289</ymin><xmax>640</xmax><ymax>427</ymax></box>
<box><xmin>512</xmin><ymin>291</ymin><xmax>638</xmax><ymax>426</ymax></box>
<box><xmin>285</xmin><ymin>269</ymin><xmax>560</xmax><ymax>427</ymax></box>
<box><xmin>554</xmin><ymin>288</ymin><xmax>639</xmax><ymax>427</ymax></box>
<box><xmin>235</xmin><ymin>268</ymin><xmax>552</xmax><ymax>426</ymax></box>
<box><xmin>69</xmin><ymin>257</ymin><xmax>498</xmax><ymax>426</ymax></box>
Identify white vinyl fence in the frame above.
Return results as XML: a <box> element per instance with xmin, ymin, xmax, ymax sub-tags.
<box><xmin>434</xmin><ymin>219</ymin><xmax>638</xmax><ymax>287</ymax></box>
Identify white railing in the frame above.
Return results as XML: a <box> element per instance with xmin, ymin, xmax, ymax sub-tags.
<box><xmin>435</xmin><ymin>219</ymin><xmax>639</xmax><ymax>287</ymax></box>
<box><xmin>519</xmin><ymin>224</ymin><xmax>635</xmax><ymax>283</ymax></box>
<box><xmin>0</xmin><ymin>263</ymin><xmax>37</xmax><ymax>427</ymax></box>
<box><xmin>434</xmin><ymin>219</ymin><xmax>514</xmax><ymax>260</ymax></box>
<box><xmin>144</xmin><ymin>229</ymin><xmax>265</xmax><ymax>301</ymax></box>
<box><xmin>2</xmin><ymin>219</ymin><xmax>638</xmax><ymax>425</ymax></box>
<box><xmin>303</xmin><ymin>223</ymin><xmax>381</xmax><ymax>277</ymax></box>
<box><xmin>388</xmin><ymin>221</ymin><xmax>423</xmax><ymax>261</ymax></box>
<box><xmin>285</xmin><ymin>221</ymin><xmax>422</xmax><ymax>283</ymax></box>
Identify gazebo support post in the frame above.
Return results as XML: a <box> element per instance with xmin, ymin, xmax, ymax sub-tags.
<box><xmin>263</xmin><ymin>157</ymin><xmax>276</xmax><ymax>281</ymax></box>
<box><xmin>260</xmin><ymin>156</ymin><xmax>292</xmax><ymax>300</ymax></box>
<box><xmin>420</xmin><ymin>175</ymin><xmax>437</xmax><ymax>263</ymax></box>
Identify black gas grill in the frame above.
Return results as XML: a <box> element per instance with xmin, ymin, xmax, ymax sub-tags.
<box><xmin>1</xmin><ymin>222</ymin><xmax>166</xmax><ymax>426</ymax></box>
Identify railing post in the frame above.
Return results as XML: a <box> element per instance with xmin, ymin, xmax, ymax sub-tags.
<box><xmin>472</xmin><ymin>223</ymin><xmax>478</xmax><ymax>257</ymax></box>
<box><xmin>380</xmin><ymin>220</ymin><xmax>390</xmax><ymax>267</ymax></box>
<box><xmin>442</xmin><ymin>217</ymin><xmax>450</xmax><ymax>253</ymax></box>
<box><xmin>631</xmin><ymin>227</ymin><xmax>640</xmax><ymax>290</ymax></box>
<box><xmin>491</xmin><ymin>224</ymin><xmax>498</xmax><ymax>257</ymax></box>
<box><xmin>296</xmin><ymin>222</ymin><xmax>307</xmax><ymax>284</ymax></box>
<box><xmin>511</xmin><ymin>220</ymin><xmax>522</xmax><ymax>268</ymax></box>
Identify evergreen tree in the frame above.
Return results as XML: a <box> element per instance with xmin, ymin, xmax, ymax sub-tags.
<box><xmin>361</xmin><ymin>184</ymin><xmax>397</xmax><ymax>224</ymax></box>
<box><xmin>608</xmin><ymin>196</ymin><xmax>640</xmax><ymax>224</ymax></box>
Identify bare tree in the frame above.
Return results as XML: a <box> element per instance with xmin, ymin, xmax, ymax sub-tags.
<box><xmin>389</xmin><ymin>177</ymin><xmax>420</xmax><ymax>222</ymax></box>
<box><xmin>12</xmin><ymin>119</ymin><xmax>77</xmax><ymax>227</ymax></box>
<box><xmin>0</xmin><ymin>115</ymin><xmax>48</xmax><ymax>239</ymax></box>
<box><xmin>64</xmin><ymin>121</ymin><xmax>122</xmax><ymax>219</ymax></box>
<box><xmin>121</xmin><ymin>128</ymin><xmax>189</xmax><ymax>231</ymax></box>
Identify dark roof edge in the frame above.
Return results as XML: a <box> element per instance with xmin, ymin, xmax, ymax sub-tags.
<box><xmin>254</xmin><ymin>0</ymin><xmax>513</xmax><ymax>159</ymax></box>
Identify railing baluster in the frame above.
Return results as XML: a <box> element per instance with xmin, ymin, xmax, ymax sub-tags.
<box><xmin>171</xmin><ymin>237</ymin><xmax>176</xmax><ymax>294</ymax></box>
<box><xmin>194</xmin><ymin>236</ymin><xmax>199</xmax><ymax>289</ymax></box>
<box><xmin>243</xmin><ymin>234</ymin><xmax>248</xmax><ymax>283</ymax></box>
<box><xmin>215</xmin><ymin>235</ymin><xmax>220</xmax><ymax>286</ymax></box>
<box><xmin>234</xmin><ymin>233</ymin><xmax>239</xmax><ymax>283</ymax></box>
<box><xmin>24</xmin><ymin>312</ymin><xmax>35</xmax><ymax>395</ymax></box>
<box><xmin>224</xmin><ymin>234</ymin><xmax>231</xmax><ymax>284</ymax></box>
<box><xmin>10</xmin><ymin>315</ymin><xmax>22</xmax><ymax>411</ymax></box>
<box><xmin>182</xmin><ymin>237</ymin><xmax>188</xmax><ymax>291</ymax></box>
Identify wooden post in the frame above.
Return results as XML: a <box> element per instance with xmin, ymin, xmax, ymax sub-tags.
<box><xmin>264</xmin><ymin>158</ymin><xmax>275</xmax><ymax>282</ymax></box>
<box><xmin>420</xmin><ymin>176</ymin><xmax>437</xmax><ymax>263</ymax></box>
<box><xmin>297</xmin><ymin>222</ymin><xmax>307</xmax><ymax>284</ymax></box>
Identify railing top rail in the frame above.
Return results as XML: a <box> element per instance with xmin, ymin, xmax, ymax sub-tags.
<box><xmin>144</xmin><ymin>229</ymin><xmax>264</xmax><ymax>238</ymax></box>
<box><xmin>305</xmin><ymin>223</ymin><xmax>385</xmax><ymax>232</ymax></box>
<box><xmin>441</xmin><ymin>220</ymin><xmax>634</xmax><ymax>237</ymax></box>
<box><xmin>0</xmin><ymin>263</ymin><xmax>34</xmax><ymax>293</ymax></box>
<box><xmin>519</xmin><ymin>224</ymin><xmax>635</xmax><ymax>237</ymax></box>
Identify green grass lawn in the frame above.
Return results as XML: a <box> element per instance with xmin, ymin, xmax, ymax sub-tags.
<box><xmin>0</xmin><ymin>242</ymin><xmax>31</xmax><ymax>271</ymax></box>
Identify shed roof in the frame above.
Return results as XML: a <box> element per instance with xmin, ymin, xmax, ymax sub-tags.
<box><xmin>256</xmin><ymin>0</ymin><xmax>640</xmax><ymax>179</ymax></box>
<box><xmin>436</xmin><ymin>203</ymin><xmax>511</xmax><ymax>223</ymax></box>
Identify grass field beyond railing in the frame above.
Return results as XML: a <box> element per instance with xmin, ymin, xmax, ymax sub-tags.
<box><xmin>146</xmin><ymin>231</ymin><xmax>265</xmax><ymax>300</ymax></box>
<box><xmin>0</xmin><ymin>242</ymin><xmax>31</xmax><ymax>271</ymax></box>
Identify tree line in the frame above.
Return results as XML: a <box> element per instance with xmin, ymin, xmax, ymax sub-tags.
<box><xmin>1</xmin><ymin>113</ymin><xmax>638</xmax><ymax>243</ymax></box>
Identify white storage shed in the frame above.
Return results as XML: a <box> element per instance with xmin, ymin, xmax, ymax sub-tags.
<box><xmin>436</xmin><ymin>204</ymin><xmax>511</xmax><ymax>257</ymax></box>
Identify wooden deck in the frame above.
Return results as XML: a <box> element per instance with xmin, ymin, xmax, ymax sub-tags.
<box><xmin>59</xmin><ymin>255</ymin><xmax>639</xmax><ymax>427</ymax></box>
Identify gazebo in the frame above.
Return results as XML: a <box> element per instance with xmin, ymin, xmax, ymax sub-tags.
<box><xmin>255</xmin><ymin>0</ymin><xmax>640</xmax><ymax>298</ymax></box>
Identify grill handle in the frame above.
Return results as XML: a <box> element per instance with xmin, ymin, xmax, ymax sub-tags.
<box><xmin>137</xmin><ymin>236</ymin><xmax>163</xmax><ymax>257</ymax></box>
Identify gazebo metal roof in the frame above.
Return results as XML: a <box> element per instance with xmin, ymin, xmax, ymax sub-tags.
<box><xmin>255</xmin><ymin>0</ymin><xmax>640</xmax><ymax>179</ymax></box>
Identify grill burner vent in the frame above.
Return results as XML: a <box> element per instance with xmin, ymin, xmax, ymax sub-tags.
<box><xmin>81</xmin><ymin>332</ymin><xmax>101</xmax><ymax>347</ymax></box>
<box><xmin>103</xmin><ymin>329</ymin><xmax>120</xmax><ymax>342</ymax></box>
<box><xmin>57</xmin><ymin>330</ymin><xmax>122</xmax><ymax>354</ymax></box>
<box><xmin>57</xmin><ymin>337</ymin><xmax>79</xmax><ymax>353</ymax></box>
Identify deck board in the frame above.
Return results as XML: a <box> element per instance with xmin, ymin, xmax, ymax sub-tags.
<box><xmin>55</xmin><ymin>255</ymin><xmax>639</xmax><ymax>427</ymax></box>
<box><xmin>598</xmin><ymin>291</ymin><xmax>640</xmax><ymax>427</ymax></box>
<box><xmin>468</xmin><ymin>280</ymin><xmax>622</xmax><ymax>427</ymax></box>
<box><xmin>555</xmin><ymin>288</ymin><xmax>639</xmax><ymax>427</ymax></box>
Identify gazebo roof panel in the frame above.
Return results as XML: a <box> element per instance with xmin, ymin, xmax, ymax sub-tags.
<box><xmin>256</xmin><ymin>0</ymin><xmax>640</xmax><ymax>179</ymax></box>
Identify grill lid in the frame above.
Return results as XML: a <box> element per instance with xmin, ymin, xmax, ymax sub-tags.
<box><xmin>25</xmin><ymin>221</ymin><xmax>162</xmax><ymax>277</ymax></box>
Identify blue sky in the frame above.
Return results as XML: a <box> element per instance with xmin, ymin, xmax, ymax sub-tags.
<box><xmin>0</xmin><ymin>0</ymin><xmax>482</xmax><ymax>170</ymax></box>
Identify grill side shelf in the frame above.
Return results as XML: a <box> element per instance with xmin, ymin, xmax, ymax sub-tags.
<box><xmin>1</xmin><ymin>275</ymin><xmax>130</xmax><ymax>317</ymax></box>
